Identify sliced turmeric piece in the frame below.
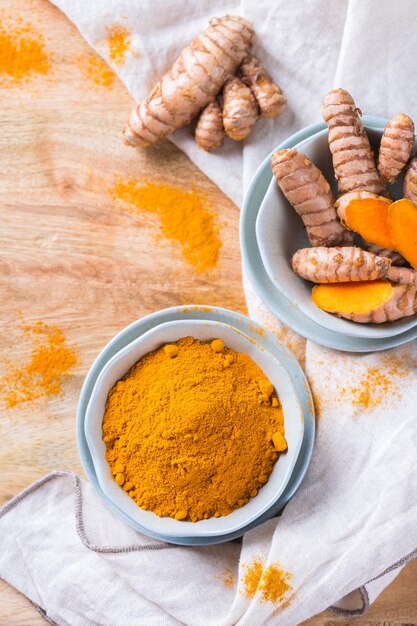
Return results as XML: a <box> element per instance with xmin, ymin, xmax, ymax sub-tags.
<box><xmin>335</xmin><ymin>191</ymin><xmax>394</xmax><ymax>249</ymax></box>
<box><xmin>312</xmin><ymin>281</ymin><xmax>417</xmax><ymax>323</ymax></box>
<box><xmin>389</xmin><ymin>198</ymin><xmax>417</xmax><ymax>269</ymax></box>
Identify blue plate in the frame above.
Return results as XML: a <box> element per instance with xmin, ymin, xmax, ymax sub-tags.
<box><xmin>77</xmin><ymin>305</ymin><xmax>315</xmax><ymax>545</ymax></box>
<box><xmin>241</xmin><ymin>117</ymin><xmax>417</xmax><ymax>352</ymax></box>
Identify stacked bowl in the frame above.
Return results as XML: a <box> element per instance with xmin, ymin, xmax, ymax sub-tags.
<box><xmin>241</xmin><ymin>116</ymin><xmax>417</xmax><ymax>351</ymax></box>
<box><xmin>77</xmin><ymin>306</ymin><xmax>315</xmax><ymax>545</ymax></box>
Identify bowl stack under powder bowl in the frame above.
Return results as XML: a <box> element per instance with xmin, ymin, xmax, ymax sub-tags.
<box><xmin>77</xmin><ymin>306</ymin><xmax>315</xmax><ymax>545</ymax></box>
<box><xmin>241</xmin><ymin>117</ymin><xmax>417</xmax><ymax>351</ymax></box>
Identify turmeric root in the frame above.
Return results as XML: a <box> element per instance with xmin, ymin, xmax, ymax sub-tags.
<box><xmin>364</xmin><ymin>243</ymin><xmax>407</xmax><ymax>267</ymax></box>
<box><xmin>403</xmin><ymin>155</ymin><xmax>417</xmax><ymax>203</ymax></box>
<box><xmin>387</xmin><ymin>266</ymin><xmax>417</xmax><ymax>286</ymax></box>
<box><xmin>271</xmin><ymin>149</ymin><xmax>353</xmax><ymax>247</ymax></box>
<box><xmin>123</xmin><ymin>16</ymin><xmax>254</xmax><ymax>147</ymax></box>
<box><xmin>389</xmin><ymin>198</ymin><xmax>417</xmax><ymax>268</ymax></box>
<box><xmin>335</xmin><ymin>191</ymin><xmax>394</xmax><ymax>249</ymax></box>
<box><xmin>222</xmin><ymin>77</ymin><xmax>258</xmax><ymax>140</ymax></box>
<box><xmin>322</xmin><ymin>89</ymin><xmax>387</xmax><ymax>196</ymax></box>
<box><xmin>292</xmin><ymin>246</ymin><xmax>390</xmax><ymax>283</ymax></box>
<box><xmin>377</xmin><ymin>114</ymin><xmax>414</xmax><ymax>184</ymax></box>
<box><xmin>238</xmin><ymin>54</ymin><xmax>286</xmax><ymax>118</ymax></box>
<box><xmin>312</xmin><ymin>281</ymin><xmax>417</xmax><ymax>323</ymax></box>
<box><xmin>195</xmin><ymin>100</ymin><xmax>224</xmax><ymax>151</ymax></box>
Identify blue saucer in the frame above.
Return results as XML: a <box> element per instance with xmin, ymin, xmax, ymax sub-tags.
<box><xmin>77</xmin><ymin>305</ymin><xmax>315</xmax><ymax>545</ymax></box>
<box><xmin>240</xmin><ymin>117</ymin><xmax>417</xmax><ymax>351</ymax></box>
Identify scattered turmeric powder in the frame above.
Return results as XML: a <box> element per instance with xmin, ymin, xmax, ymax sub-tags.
<box><xmin>242</xmin><ymin>558</ymin><xmax>293</xmax><ymax>604</ymax></box>
<box><xmin>106</xmin><ymin>23</ymin><xmax>132</xmax><ymax>65</ymax></box>
<box><xmin>349</xmin><ymin>367</ymin><xmax>392</xmax><ymax>410</ymax></box>
<box><xmin>312</xmin><ymin>350</ymin><xmax>411</xmax><ymax>417</ymax></box>
<box><xmin>222</xmin><ymin>568</ymin><xmax>236</xmax><ymax>588</ymax></box>
<box><xmin>103</xmin><ymin>336</ymin><xmax>285</xmax><ymax>521</ymax></box>
<box><xmin>242</xmin><ymin>558</ymin><xmax>264</xmax><ymax>598</ymax></box>
<box><xmin>77</xmin><ymin>51</ymin><xmax>115</xmax><ymax>87</ymax></box>
<box><xmin>347</xmin><ymin>356</ymin><xmax>410</xmax><ymax>411</ymax></box>
<box><xmin>0</xmin><ymin>13</ymin><xmax>52</xmax><ymax>86</ymax></box>
<box><xmin>109</xmin><ymin>178</ymin><xmax>221</xmax><ymax>273</ymax></box>
<box><xmin>0</xmin><ymin>320</ymin><xmax>78</xmax><ymax>408</ymax></box>
<box><xmin>259</xmin><ymin>563</ymin><xmax>293</xmax><ymax>603</ymax></box>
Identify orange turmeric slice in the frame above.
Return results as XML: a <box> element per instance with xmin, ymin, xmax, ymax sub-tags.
<box><xmin>389</xmin><ymin>198</ymin><xmax>417</xmax><ymax>269</ymax></box>
<box><xmin>312</xmin><ymin>281</ymin><xmax>394</xmax><ymax>315</ymax></box>
<box><xmin>312</xmin><ymin>280</ymin><xmax>417</xmax><ymax>323</ymax></box>
<box><xmin>335</xmin><ymin>191</ymin><xmax>394</xmax><ymax>249</ymax></box>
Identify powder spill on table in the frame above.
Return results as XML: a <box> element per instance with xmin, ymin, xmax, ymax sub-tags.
<box><xmin>76</xmin><ymin>51</ymin><xmax>115</xmax><ymax>87</ymax></box>
<box><xmin>109</xmin><ymin>178</ymin><xmax>222</xmax><ymax>274</ymax></box>
<box><xmin>0</xmin><ymin>12</ymin><xmax>52</xmax><ymax>86</ymax></box>
<box><xmin>0</xmin><ymin>320</ymin><xmax>78</xmax><ymax>408</ymax></box>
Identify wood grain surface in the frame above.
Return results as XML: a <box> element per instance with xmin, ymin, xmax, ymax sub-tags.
<box><xmin>0</xmin><ymin>1</ymin><xmax>415</xmax><ymax>624</ymax></box>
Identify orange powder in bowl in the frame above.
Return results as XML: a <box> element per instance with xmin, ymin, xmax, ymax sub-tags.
<box><xmin>102</xmin><ymin>336</ymin><xmax>287</xmax><ymax>522</ymax></box>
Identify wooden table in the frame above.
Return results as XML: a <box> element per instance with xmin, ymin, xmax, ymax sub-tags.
<box><xmin>0</xmin><ymin>1</ymin><xmax>415</xmax><ymax>623</ymax></box>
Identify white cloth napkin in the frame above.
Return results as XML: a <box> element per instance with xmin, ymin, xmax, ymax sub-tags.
<box><xmin>1</xmin><ymin>1</ymin><xmax>417</xmax><ymax>624</ymax></box>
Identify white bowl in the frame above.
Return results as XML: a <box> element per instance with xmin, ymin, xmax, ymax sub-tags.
<box><xmin>256</xmin><ymin>127</ymin><xmax>417</xmax><ymax>339</ymax></box>
<box><xmin>84</xmin><ymin>319</ymin><xmax>304</xmax><ymax>538</ymax></box>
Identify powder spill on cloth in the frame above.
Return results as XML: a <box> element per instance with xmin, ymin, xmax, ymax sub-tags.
<box><xmin>105</xmin><ymin>22</ymin><xmax>134</xmax><ymax>65</ymax></box>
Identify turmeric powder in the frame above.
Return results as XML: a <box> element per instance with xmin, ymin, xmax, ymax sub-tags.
<box><xmin>106</xmin><ymin>23</ymin><xmax>132</xmax><ymax>65</ymax></box>
<box><xmin>109</xmin><ymin>178</ymin><xmax>221</xmax><ymax>273</ymax></box>
<box><xmin>103</xmin><ymin>336</ymin><xmax>286</xmax><ymax>521</ymax></box>
<box><xmin>347</xmin><ymin>356</ymin><xmax>409</xmax><ymax>411</ymax></box>
<box><xmin>242</xmin><ymin>558</ymin><xmax>264</xmax><ymax>598</ymax></box>
<box><xmin>77</xmin><ymin>52</ymin><xmax>115</xmax><ymax>87</ymax></box>
<box><xmin>260</xmin><ymin>563</ymin><xmax>293</xmax><ymax>603</ymax></box>
<box><xmin>222</xmin><ymin>568</ymin><xmax>236</xmax><ymax>588</ymax></box>
<box><xmin>0</xmin><ymin>320</ymin><xmax>78</xmax><ymax>408</ymax></box>
<box><xmin>242</xmin><ymin>557</ymin><xmax>293</xmax><ymax>604</ymax></box>
<box><xmin>0</xmin><ymin>13</ymin><xmax>51</xmax><ymax>86</ymax></box>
